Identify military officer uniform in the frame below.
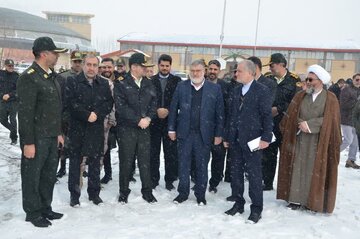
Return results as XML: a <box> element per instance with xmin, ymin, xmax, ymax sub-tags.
<box><xmin>17</xmin><ymin>37</ymin><xmax>67</xmax><ymax>227</ymax></box>
<box><xmin>262</xmin><ymin>53</ymin><xmax>301</xmax><ymax>190</ymax></box>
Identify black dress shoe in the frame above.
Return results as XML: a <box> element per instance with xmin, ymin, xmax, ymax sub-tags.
<box><xmin>208</xmin><ymin>186</ymin><xmax>217</xmax><ymax>193</ymax></box>
<box><xmin>173</xmin><ymin>194</ymin><xmax>188</xmax><ymax>204</ymax></box>
<box><xmin>10</xmin><ymin>139</ymin><xmax>17</xmax><ymax>145</ymax></box>
<box><xmin>89</xmin><ymin>195</ymin><xmax>103</xmax><ymax>205</ymax></box>
<box><xmin>26</xmin><ymin>216</ymin><xmax>52</xmax><ymax>227</ymax></box>
<box><xmin>247</xmin><ymin>212</ymin><xmax>262</xmax><ymax>224</ymax></box>
<box><xmin>262</xmin><ymin>184</ymin><xmax>273</xmax><ymax>191</ymax></box>
<box><xmin>118</xmin><ymin>193</ymin><xmax>129</xmax><ymax>204</ymax></box>
<box><xmin>225</xmin><ymin>203</ymin><xmax>244</xmax><ymax>215</ymax></box>
<box><xmin>100</xmin><ymin>175</ymin><xmax>112</xmax><ymax>184</ymax></box>
<box><xmin>287</xmin><ymin>203</ymin><xmax>301</xmax><ymax>210</ymax></box>
<box><xmin>197</xmin><ymin>198</ymin><xmax>207</xmax><ymax>206</ymax></box>
<box><xmin>70</xmin><ymin>196</ymin><xmax>80</xmax><ymax>207</ymax></box>
<box><xmin>42</xmin><ymin>211</ymin><xmax>63</xmax><ymax>220</ymax></box>
<box><xmin>226</xmin><ymin>195</ymin><xmax>238</xmax><ymax>202</ymax></box>
<box><xmin>165</xmin><ymin>182</ymin><xmax>175</xmax><ymax>191</ymax></box>
<box><xmin>142</xmin><ymin>193</ymin><xmax>157</xmax><ymax>203</ymax></box>
<box><xmin>56</xmin><ymin>169</ymin><xmax>66</xmax><ymax>178</ymax></box>
<box><xmin>152</xmin><ymin>182</ymin><xmax>159</xmax><ymax>189</ymax></box>
<box><xmin>129</xmin><ymin>176</ymin><xmax>137</xmax><ymax>183</ymax></box>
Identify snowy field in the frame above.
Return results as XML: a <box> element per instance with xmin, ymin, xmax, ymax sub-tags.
<box><xmin>0</xmin><ymin>125</ymin><xmax>359</xmax><ymax>239</ymax></box>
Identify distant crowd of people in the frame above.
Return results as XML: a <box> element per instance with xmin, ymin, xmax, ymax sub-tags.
<box><xmin>2</xmin><ymin>36</ymin><xmax>358</xmax><ymax>227</ymax></box>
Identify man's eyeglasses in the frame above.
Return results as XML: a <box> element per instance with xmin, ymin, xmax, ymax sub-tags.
<box><xmin>6</xmin><ymin>65</ymin><xmax>14</xmax><ymax>68</ymax></box>
<box><xmin>305</xmin><ymin>77</ymin><xmax>318</xmax><ymax>82</ymax></box>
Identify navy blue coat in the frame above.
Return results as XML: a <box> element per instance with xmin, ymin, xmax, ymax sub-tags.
<box><xmin>225</xmin><ymin>80</ymin><xmax>273</xmax><ymax>146</ymax></box>
<box><xmin>66</xmin><ymin>72</ymin><xmax>113</xmax><ymax>157</ymax></box>
<box><xmin>168</xmin><ymin>80</ymin><xmax>224</xmax><ymax>145</ymax></box>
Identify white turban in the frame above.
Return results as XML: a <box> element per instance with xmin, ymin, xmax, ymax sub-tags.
<box><xmin>307</xmin><ymin>64</ymin><xmax>331</xmax><ymax>85</ymax></box>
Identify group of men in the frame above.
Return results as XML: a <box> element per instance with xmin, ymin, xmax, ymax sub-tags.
<box><xmin>0</xmin><ymin>36</ymin><xmax>343</xmax><ymax>227</ymax></box>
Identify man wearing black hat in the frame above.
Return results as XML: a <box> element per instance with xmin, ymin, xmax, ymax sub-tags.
<box><xmin>116</xmin><ymin>58</ymin><xmax>127</xmax><ymax>77</ymax></box>
<box><xmin>0</xmin><ymin>58</ymin><xmax>19</xmax><ymax>145</ymax></box>
<box><xmin>262</xmin><ymin>53</ymin><xmax>300</xmax><ymax>191</ymax></box>
<box><xmin>55</xmin><ymin>50</ymin><xmax>83</xmax><ymax>178</ymax></box>
<box><xmin>17</xmin><ymin>36</ymin><xmax>67</xmax><ymax>227</ymax></box>
<box><xmin>114</xmin><ymin>53</ymin><xmax>158</xmax><ymax>204</ymax></box>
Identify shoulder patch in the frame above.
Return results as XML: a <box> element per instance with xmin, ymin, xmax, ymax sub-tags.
<box><xmin>290</xmin><ymin>72</ymin><xmax>300</xmax><ymax>80</ymax></box>
<box><xmin>117</xmin><ymin>76</ymin><xmax>124</xmax><ymax>81</ymax></box>
<box><xmin>27</xmin><ymin>69</ymin><xmax>35</xmax><ymax>74</ymax></box>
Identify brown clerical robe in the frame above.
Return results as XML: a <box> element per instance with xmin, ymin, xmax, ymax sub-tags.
<box><xmin>277</xmin><ymin>90</ymin><xmax>341</xmax><ymax>213</ymax></box>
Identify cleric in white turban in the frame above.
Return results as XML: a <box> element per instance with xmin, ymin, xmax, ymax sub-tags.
<box><xmin>277</xmin><ymin>64</ymin><xmax>341</xmax><ymax>213</ymax></box>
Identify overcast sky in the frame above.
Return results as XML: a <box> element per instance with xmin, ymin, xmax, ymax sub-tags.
<box><xmin>1</xmin><ymin>0</ymin><xmax>359</xmax><ymax>53</ymax></box>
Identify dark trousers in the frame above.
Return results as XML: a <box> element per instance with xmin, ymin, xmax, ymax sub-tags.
<box><xmin>68</xmin><ymin>148</ymin><xmax>101</xmax><ymax>199</ymax></box>
<box><xmin>177</xmin><ymin>132</ymin><xmax>211</xmax><ymax>199</ymax></box>
<box><xmin>0</xmin><ymin>101</ymin><xmax>17</xmax><ymax>140</ymax></box>
<box><xmin>103</xmin><ymin>128</ymin><xmax>117</xmax><ymax>177</ymax></box>
<box><xmin>21</xmin><ymin>137</ymin><xmax>58</xmax><ymax>220</ymax></box>
<box><xmin>209</xmin><ymin>143</ymin><xmax>226</xmax><ymax>187</ymax></box>
<box><xmin>230</xmin><ymin>142</ymin><xmax>263</xmax><ymax>214</ymax></box>
<box><xmin>150</xmin><ymin>121</ymin><xmax>178</xmax><ymax>185</ymax></box>
<box><xmin>224</xmin><ymin>150</ymin><xmax>232</xmax><ymax>182</ymax></box>
<box><xmin>117</xmin><ymin>126</ymin><xmax>152</xmax><ymax>195</ymax></box>
<box><xmin>262</xmin><ymin>135</ymin><xmax>281</xmax><ymax>188</ymax></box>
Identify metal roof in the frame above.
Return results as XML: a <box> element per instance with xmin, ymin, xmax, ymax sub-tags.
<box><xmin>0</xmin><ymin>8</ymin><xmax>86</xmax><ymax>39</ymax></box>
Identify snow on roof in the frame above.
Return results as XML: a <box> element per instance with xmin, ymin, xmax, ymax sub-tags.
<box><xmin>118</xmin><ymin>33</ymin><xmax>360</xmax><ymax>51</ymax></box>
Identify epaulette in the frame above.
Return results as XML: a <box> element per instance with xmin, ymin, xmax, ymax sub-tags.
<box><xmin>27</xmin><ymin>69</ymin><xmax>35</xmax><ymax>74</ymax></box>
<box><xmin>264</xmin><ymin>71</ymin><xmax>273</xmax><ymax>77</ymax></box>
<box><xmin>58</xmin><ymin>70</ymin><xmax>69</xmax><ymax>75</ymax></box>
<box><xmin>117</xmin><ymin>76</ymin><xmax>124</xmax><ymax>81</ymax></box>
<box><xmin>296</xmin><ymin>81</ymin><xmax>304</xmax><ymax>88</ymax></box>
<box><xmin>290</xmin><ymin>72</ymin><xmax>301</xmax><ymax>80</ymax></box>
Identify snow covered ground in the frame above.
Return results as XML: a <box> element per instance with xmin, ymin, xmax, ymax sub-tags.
<box><xmin>0</xmin><ymin>125</ymin><xmax>359</xmax><ymax>239</ymax></box>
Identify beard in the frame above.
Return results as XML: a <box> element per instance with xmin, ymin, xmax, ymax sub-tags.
<box><xmin>208</xmin><ymin>73</ymin><xmax>217</xmax><ymax>81</ymax></box>
<box><xmin>190</xmin><ymin>75</ymin><xmax>204</xmax><ymax>84</ymax></box>
<box><xmin>102</xmin><ymin>71</ymin><xmax>112</xmax><ymax>78</ymax></box>
<box><xmin>306</xmin><ymin>86</ymin><xmax>315</xmax><ymax>94</ymax></box>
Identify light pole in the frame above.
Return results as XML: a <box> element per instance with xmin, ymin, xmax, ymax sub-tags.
<box><xmin>219</xmin><ymin>0</ymin><xmax>227</xmax><ymax>58</ymax></box>
<box><xmin>118</xmin><ymin>32</ymin><xmax>137</xmax><ymax>50</ymax></box>
<box><xmin>254</xmin><ymin>0</ymin><xmax>261</xmax><ymax>56</ymax></box>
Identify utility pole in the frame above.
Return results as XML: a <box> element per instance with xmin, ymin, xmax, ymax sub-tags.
<box><xmin>219</xmin><ymin>0</ymin><xmax>227</xmax><ymax>58</ymax></box>
<box><xmin>254</xmin><ymin>0</ymin><xmax>261</xmax><ymax>56</ymax></box>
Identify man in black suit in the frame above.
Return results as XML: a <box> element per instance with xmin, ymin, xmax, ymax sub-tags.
<box><xmin>207</xmin><ymin>59</ymin><xmax>229</xmax><ymax>193</ymax></box>
<box><xmin>150</xmin><ymin>54</ymin><xmax>181</xmax><ymax>190</ymax></box>
<box><xmin>224</xmin><ymin>60</ymin><xmax>273</xmax><ymax>224</ymax></box>
<box><xmin>66</xmin><ymin>55</ymin><xmax>113</xmax><ymax>207</ymax></box>
<box><xmin>114</xmin><ymin>53</ymin><xmax>158</xmax><ymax>204</ymax></box>
<box><xmin>248</xmin><ymin>56</ymin><xmax>277</xmax><ymax>103</ymax></box>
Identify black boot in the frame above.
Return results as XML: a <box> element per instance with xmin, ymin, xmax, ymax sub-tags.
<box><xmin>100</xmin><ymin>175</ymin><xmax>112</xmax><ymax>184</ymax></box>
<box><xmin>225</xmin><ymin>203</ymin><xmax>244</xmax><ymax>216</ymax></box>
<box><xmin>118</xmin><ymin>192</ymin><xmax>129</xmax><ymax>204</ymax></box>
<box><xmin>26</xmin><ymin>216</ymin><xmax>52</xmax><ymax>227</ymax></box>
<box><xmin>42</xmin><ymin>210</ymin><xmax>63</xmax><ymax>220</ymax></box>
<box><xmin>89</xmin><ymin>195</ymin><xmax>103</xmax><ymax>205</ymax></box>
<box><xmin>142</xmin><ymin>192</ymin><xmax>157</xmax><ymax>203</ymax></box>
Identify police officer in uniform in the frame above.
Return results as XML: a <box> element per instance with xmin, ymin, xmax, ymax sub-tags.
<box><xmin>116</xmin><ymin>58</ymin><xmax>127</xmax><ymax>77</ymax></box>
<box><xmin>56</xmin><ymin>50</ymin><xmax>83</xmax><ymax>178</ymax></box>
<box><xmin>262</xmin><ymin>53</ymin><xmax>301</xmax><ymax>191</ymax></box>
<box><xmin>0</xmin><ymin>59</ymin><xmax>19</xmax><ymax>145</ymax></box>
<box><xmin>17</xmin><ymin>37</ymin><xmax>67</xmax><ymax>227</ymax></box>
<box><xmin>114</xmin><ymin>53</ymin><xmax>158</xmax><ymax>204</ymax></box>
